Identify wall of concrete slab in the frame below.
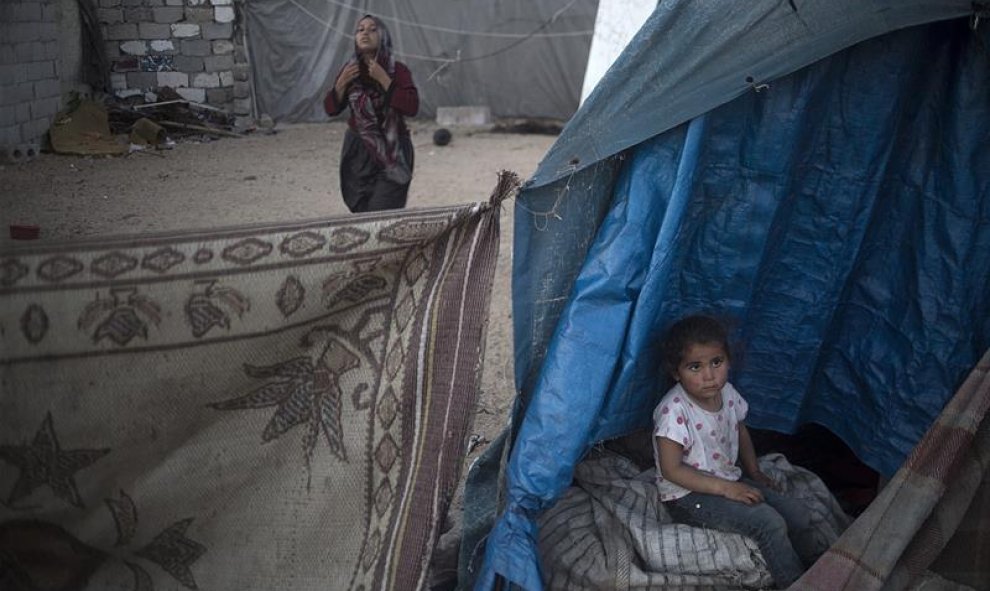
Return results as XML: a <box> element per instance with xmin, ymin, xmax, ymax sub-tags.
<box><xmin>100</xmin><ymin>0</ymin><xmax>251</xmax><ymax>115</ymax></box>
<box><xmin>0</xmin><ymin>0</ymin><xmax>63</xmax><ymax>153</ymax></box>
<box><xmin>0</xmin><ymin>0</ymin><xmax>253</xmax><ymax>156</ymax></box>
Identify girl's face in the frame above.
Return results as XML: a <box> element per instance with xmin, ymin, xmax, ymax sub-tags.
<box><xmin>355</xmin><ymin>18</ymin><xmax>381</xmax><ymax>55</ymax></box>
<box><xmin>673</xmin><ymin>341</ymin><xmax>729</xmax><ymax>408</ymax></box>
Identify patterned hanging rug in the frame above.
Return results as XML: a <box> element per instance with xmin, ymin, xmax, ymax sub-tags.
<box><xmin>0</xmin><ymin>175</ymin><xmax>515</xmax><ymax>591</ymax></box>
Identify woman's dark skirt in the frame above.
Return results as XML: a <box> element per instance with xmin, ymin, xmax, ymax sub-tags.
<box><xmin>339</xmin><ymin>129</ymin><xmax>415</xmax><ymax>213</ymax></box>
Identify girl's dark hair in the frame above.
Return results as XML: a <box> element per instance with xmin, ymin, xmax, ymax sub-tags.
<box><xmin>660</xmin><ymin>314</ymin><xmax>731</xmax><ymax>376</ymax></box>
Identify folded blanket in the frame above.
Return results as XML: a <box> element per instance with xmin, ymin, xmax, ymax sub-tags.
<box><xmin>537</xmin><ymin>452</ymin><xmax>851</xmax><ymax>590</ymax></box>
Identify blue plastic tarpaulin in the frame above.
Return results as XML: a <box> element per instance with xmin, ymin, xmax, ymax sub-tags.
<box><xmin>466</xmin><ymin>1</ymin><xmax>990</xmax><ymax>589</ymax></box>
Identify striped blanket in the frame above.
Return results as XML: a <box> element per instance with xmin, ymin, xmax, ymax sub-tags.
<box><xmin>0</xmin><ymin>200</ymin><xmax>502</xmax><ymax>590</ymax></box>
<box><xmin>538</xmin><ymin>452</ymin><xmax>850</xmax><ymax>590</ymax></box>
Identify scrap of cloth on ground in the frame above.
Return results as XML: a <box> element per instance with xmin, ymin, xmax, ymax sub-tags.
<box><xmin>0</xmin><ymin>202</ymin><xmax>500</xmax><ymax>590</ymax></box>
<box><xmin>538</xmin><ymin>452</ymin><xmax>850</xmax><ymax>590</ymax></box>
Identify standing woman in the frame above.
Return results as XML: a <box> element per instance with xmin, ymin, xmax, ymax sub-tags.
<box><xmin>324</xmin><ymin>15</ymin><xmax>419</xmax><ymax>213</ymax></box>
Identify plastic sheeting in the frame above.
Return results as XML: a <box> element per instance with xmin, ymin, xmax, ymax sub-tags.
<box><xmin>242</xmin><ymin>0</ymin><xmax>597</xmax><ymax>122</ymax></box>
<box><xmin>467</xmin><ymin>1</ymin><xmax>990</xmax><ymax>589</ymax></box>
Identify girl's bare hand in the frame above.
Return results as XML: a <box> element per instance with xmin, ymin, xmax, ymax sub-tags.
<box><xmin>365</xmin><ymin>58</ymin><xmax>391</xmax><ymax>90</ymax></box>
<box><xmin>750</xmin><ymin>470</ymin><xmax>779</xmax><ymax>491</ymax></box>
<box><xmin>721</xmin><ymin>481</ymin><xmax>764</xmax><ymax>505</ymax></box>
<box><xmin>335</xmin><ymin>63</ymin><xmax>360</xmax><ymax>97</ymax></box>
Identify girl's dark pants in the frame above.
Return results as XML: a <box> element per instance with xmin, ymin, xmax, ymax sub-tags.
<box><xmin>339</xmin><ymin>129</ymin><xmax>414</xmax><ymax>213</ymax></box>
<box><xmin>666</xmin><ymin>478</ymin><xmax>826</xmax><ymax>588</ymax></box>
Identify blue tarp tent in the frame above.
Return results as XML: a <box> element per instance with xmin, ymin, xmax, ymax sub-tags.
<box><xmin>460</xmin><ymin>1</ymin><xmax>990</xmax><ymax>589</ymax></box>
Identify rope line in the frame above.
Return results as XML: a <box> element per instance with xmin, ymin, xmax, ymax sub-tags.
<box><xmin>285</xmin><ymin>0</ymin><xmax>590</xmax><ymax>64</ymax></box>
<box><xmin>310</xmin><ymin>0</ymin><xmax>592</xmax><ymax>38</ymax></box>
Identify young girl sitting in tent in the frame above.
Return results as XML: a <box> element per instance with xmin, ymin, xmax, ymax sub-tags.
<box><xmin>654</xmin><ymin>314</ymin><xmax>827</xmax><ymax>588</ymax></box>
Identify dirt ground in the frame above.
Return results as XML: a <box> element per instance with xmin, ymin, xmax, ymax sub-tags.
<box><xmin>0</xmin><ymin>120</ymin><xmax>557</xmax><ymax>583</ymax></box>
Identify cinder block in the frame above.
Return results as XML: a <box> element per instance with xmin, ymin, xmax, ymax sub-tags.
<box><xmin>200</xmin><ymin>22</ymin><xmax>231</xmax><ymax>40</ymax></box>
<box><xmin>13</xmin><ymin>3</ymin><xmax>43</xmax><ymax>22</ymax></box>
<box><xmin>106</xmin><ymin>23</ymin><xmax>139</xmax><ymax>40</ymax></box>
<box><xmin>21</xmin><ymin>143</ymin><xmax>40</xmax><ymax>161</ymax></box>
<box><xmin>15</xmin><ymin>64</ymin><xmax>30</xmax><ymax>83</ymax></box>
<box><xmin>29</xmin><ymin>97</ymin><xmax>60</xmax><ymax>120</ymax></box>
<box><xmin>111</xmin><ymin>72</ymin><xmax>127</xmax><ymax>90</ymax></box>
<box><xmin>203</xmin><ymin>54</ymin><xmax>232</xmax><ymax>72</ymax></box>
<box><xmin>115</xmin><ymin>88</ymin><xmax>143</xmax><ymax>98</ymax></box>
<box><xmin>181</xmin><ymin>39</ymin><xmax>211</xmax><ymax>56</ymax></box>
<box><xmin>14</xmin><ymin>43</ymin><xmax>35</xmax><ymax>62</ymax></box>
<box><xmin>42</xmin><ymin>3</ymin><xmax>58</xmax><ymax>22</ymax></box>
<box><xmin>165</xmin><ymin>0</ymin><xmax>182</xmax><ymax>5</ymax></box>
<box><xmin>139</xmin><ymin>23</ymin><xmax>171</xmax><ymax>39</ymax></box>
<box><xmin>16</xmin><ymin>103</ymin><xmax>32</xmax><ymax>123</ymax></box>
<box><xmin>205</xmin><ymin>87</ymin><xmax>231</xmax><ymax>104</ymax></box>
<box><xmin>122</xmin><ymin>0</ymin><xmax>142</xmax><ymax>6</ymax></box>
<box><xmin>113</xmin><ymin>56</ymin><xmax>140</xmax><ymax>71</ymax></box>
<box><xmin>211</xmin><ymin>0</ymin><xmax>233</xmax><ymax>5</ymax></box>
<box><xmin>26</xmin><ymin>61</ymin><xmax>55</xmax><ymax>81</ymax></box>
<box><xmin>98</xmin><ymin>8</ymin><xmax>124</xmax><ymax>23</ymax></box>
<box><xmin>120</xmin><ymin>40</ymin><xmax>147</xmax><ymax>55</ymax></box>
<box><xmin>0</xmin><ymin>144</ymin><xmax>29</xmax><ymax>164</ymax></box>
<box><xmin>44</xmin><ymin>40</ymin><xmax>59</xmax><ymax>60</ymax></box>
<box><xmin>37</xmin><ymin>22</ymin><xmax>58</xmax><ymax>42</ymax></box>
<box><xmin>0</xmin><ymin>44</ymin><xmax>15</xmax><ymax>64</ymax></box>
<box><xmin>232</xmin><ymin>97</ymin><xmax>251</xmax><ymax>115</ymax></box>
<box><xmin>218</xmin><ymin>70</ymin><xmax>232</xmax><ymax>86</ymax></box>
<box><xmin>187</xmin><ymin>0</ymin><xmax>207</xmax><ymax>5</ymax></box>
<box><xmin>30</xmin><ymin>42</ymin><xmax>48</xmax><ymax>61</ymax></box>
<box><xmin>15</xmin><ymin>82</ymin><xmax>35</xmax><ymax>102</ymax></box>
<box><xmin>100</xmin><ymin>0</ymin><xmax>123</xmax><ymax>7</ymax></box>
<box><xmin>157</xmin><ymin>71</ymin><xmax>188</xmax><ymax>88</ymax></box>
<box><xmin>1</xmin><ymin>125</ymin><xmax>23</xmax><ymax>146</ymax></box>
<box><xmin>124</xmin><ymin>7</ymin><xmax>152</xmax><ymax>21</ymax></box>
<box><xmin>191</xmin><ymin>72</ymin><xmax>219</xmax><ymax>88</ymax></box>
<box><xmin>185</xmin><ymin>7</ymin><xmax>212</xmax><ymax>22</ymax></box>
<box><xmin>232</xmin><ymin>63</ymin><xmax>249</xmax><ymax>81</ymax></box>
<box><xmin>153</xmin><ymin>6</ymin><xmax>183</xmax><ymax>22</ymax></box>
<box><xmin>214</xmin><ymin>6</ymin><xmax>234</xmax><ymax>23</ymax></box>
<box><xmin>211</xmin><ymin>39</ymin><xmax>233</xmax><ymax>54</ymax></box>
<box><xmin>172</xmin><ymin>55</ymin><xmax>203</xmax><ymax>72</ymax></box>
<box><xmin>138</xmin><ymin>55</ymin><xmax>172</xmax><ymax>73</ymax></box>
<box><xmin>9</xmin><ymin>23</ymin><xmax>40</xmax><ymax>43</ymax></box>
<box><xmin>104</xmin><ymin>41</ymin><xmax>122</xmax><ymax>58</ymax></box>
<box><xmin>149</xmin><ymin>39</ymin><xmax>175</xmax><ymax>52</ymax></box>
<box><xmin>175</xmin><ymin>86</ymin><xmax>205</xmax><ymax>102</ymax></box>
<box><xmin>171</xmin><ymin>23</ymin><xmax>200</xmax><ymax>38</ymax></box>
<box><xmin>126</xmin><ymin>71</ymin><xmax>157</xmax><ymax>88</ymax></box>
<box><xmin>233</xmin><ymin>80</ymin><xmax>249</xmax><ymax>99</ymax></box>
<box><xmin>33</xmin><ymin>78</ymin><xmax>60</xmax><ymax>99</ymax></box>
<box><xmin>436</xmin><ymin>106</ymin><xmax>493</xmax><ymax>127</ymax></box>
<box><xmin>0</xmin><ymin>105</ymin><xmax>14</xmax><ymax>127</ymax></box>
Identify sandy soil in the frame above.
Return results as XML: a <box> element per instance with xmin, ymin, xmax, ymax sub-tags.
<box><xmin>0</xmin><ymin>120</ymin><xmax>556</xmax><ymax>582</ymax></box>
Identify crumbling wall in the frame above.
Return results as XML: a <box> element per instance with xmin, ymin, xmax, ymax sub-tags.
<box><xmin>99</xmin><ymin>0</ymin><xmax>252</xmax><ymax>120</ymax></box>
<box><xmin>0</xmin><ymin>0</ymin><xmax>62</xmax><ymax>154</ymax></box>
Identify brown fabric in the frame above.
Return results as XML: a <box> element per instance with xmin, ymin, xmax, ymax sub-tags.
<box><xmin>792</xmin><ymin>350</ymin><xmax>990</xmax><ymax>591</ymax></box>
<box><xmin>49</xmin><ymin>100</ymin><xmax>128</xmax><ymax>156</ymax></box>
<box><xmin>0</xmin><ymin>202</ymin><xmax>500</xmax><ymax>590</ymax></box>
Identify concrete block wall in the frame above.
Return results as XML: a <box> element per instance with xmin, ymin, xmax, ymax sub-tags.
<box><xmin>100</xmin><ymin>0</ymin><xmax>252</xmax><ymax>117</ymax></box>
<box><xmin>0</xmin><ymin>0</ymin><xmax>63</xmax><ymax>147</ymax></box>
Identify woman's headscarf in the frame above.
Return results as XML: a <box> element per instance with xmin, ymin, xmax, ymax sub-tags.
<box><xmin>345</xmin><ymin>15</ymin><xmax>410</xmax><ymax>184</ymax></box>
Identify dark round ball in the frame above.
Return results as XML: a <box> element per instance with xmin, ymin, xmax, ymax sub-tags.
<box><xmin>433</xmin><ymin>128</ymin><xmax>452</xmax><ymax>146</ymax></box>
